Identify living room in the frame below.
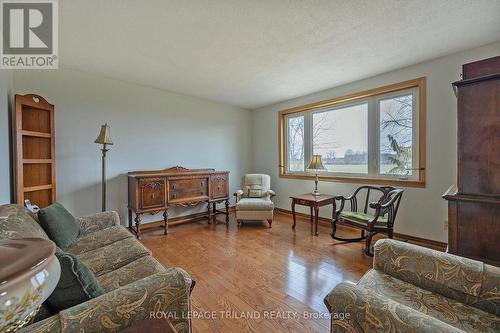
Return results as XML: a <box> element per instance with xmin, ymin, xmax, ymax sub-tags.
<box><xmin>0</xmin><ymin>1</ymin><xmax>499</xmax><ymax>333</ymax></box>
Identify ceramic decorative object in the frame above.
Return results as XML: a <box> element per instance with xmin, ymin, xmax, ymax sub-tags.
<box><xmin>0</xmin><ymin>238</ymin><xmax>60</xmax><ymax>332</ymax></box>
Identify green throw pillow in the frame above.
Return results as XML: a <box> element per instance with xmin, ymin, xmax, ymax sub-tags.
<box><xmin>48</xmin><ymin>247</ymin><xmax>104</xmax><ymax>311</ymax></box>
<box><xmin>38</xmin><ymin>202</ymin><xmax>81</xmax><ymax>249</ymax></box>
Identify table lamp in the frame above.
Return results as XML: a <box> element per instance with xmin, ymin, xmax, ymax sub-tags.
<box><xmin>306</xmin><ymin>155</ymin><xmax>326</xmax><ymax>196</ymax></box>
<box><xmin>95</xmin><ymin>123</ymin><xmax>113</xmax><ymax>212</ymax></box>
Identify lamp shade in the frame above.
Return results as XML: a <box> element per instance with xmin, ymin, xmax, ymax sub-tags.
<box><xmin>94</xmin><ymin>123</ymin><xmax>113</xmax><ymax>145</ymax></box>
<box><xmin>306</xmin><ymin>155</ymin><xmax>326</xmax><ymax>171</ymax></box>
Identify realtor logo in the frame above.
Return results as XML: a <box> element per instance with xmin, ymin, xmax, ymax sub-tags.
<box><xmin>1</xmin><ymin>0</ymin><xmax>58</xmax><ymax>69</ymax></box>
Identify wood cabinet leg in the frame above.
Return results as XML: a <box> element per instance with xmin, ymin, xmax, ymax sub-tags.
<box><xmin>163</xmin><ymin>209</ymin><xmax>169</xmax><ymax>235</ymax></box>
<box><xmin>207</xmin><ymin>202</ymin><xmax>212</xmax><ymax>224</ymax></box>
<box><xmin>225</xmin><ymin>199</ymin><xmax>229</xmax><ymax>226</ymax></box>
<box><xmin>128</xmin><ymin>209</ymin><xmax>132</xmax><ymax>229</ymax></box>
<box><xmin>134</xmin><ymin>214</ymin><xmax>142</xmax><ymax>240</ymax></box>
<box><xmin>291</xmin><ymin>200</ymin><xmax>296</xmax><ymax>230</ymax></box>
<box><xmin>314</xmin><ymin>205</ymin><xmax>319</xmax><ymax>236</ymax></box>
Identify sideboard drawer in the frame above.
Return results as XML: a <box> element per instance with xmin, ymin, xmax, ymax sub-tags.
<box><xmin>169</xmin><ymin>177</ymin><xmax>209</xmax><ymax>202</ymax></box>
<box><xmin>211</xmin><ymin>174</ymin><xmax>228</xmax><ymax>199</ymax></box>
<box><xmin>139</xmin><ymin>178</ymin><xmax>165</xmax><ymax>210</ymax></box>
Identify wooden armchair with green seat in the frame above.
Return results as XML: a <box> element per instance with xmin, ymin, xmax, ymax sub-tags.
<box><xmin>331</xmin><ymin>186</ymin><xmax>403</xmax><ymax>256</ymax></box>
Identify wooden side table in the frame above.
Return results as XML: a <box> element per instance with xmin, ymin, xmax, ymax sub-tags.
<box><xmin>291</xmin><ymin>193</ymin><xmax>335</xmax><ymax>235</ymax></box>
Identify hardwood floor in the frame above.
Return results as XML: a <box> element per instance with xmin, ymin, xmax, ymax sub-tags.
<box><xmin>140</xmin><ymin>211</ymin><xmax>437</xmax><ymax>333</ymax></box>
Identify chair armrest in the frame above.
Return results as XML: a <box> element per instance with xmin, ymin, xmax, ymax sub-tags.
<box><xmin>333</xmin><ymin>196</ymin><xmax>348</xmax><ymax>216</ymax></box>
<box><xmin>324</xmin><ymin>282</ymin><xmax>464</xmax><ymax>333</ymax></box>
<box><xmin>233</xmin><ymin>190</ymin><xmax>244</xmax><ymax>202</ymax></box>
<box><xmin>77</xmin><ymin>211</ymin><xmax>120</xmax><ymax>235</ymax></box>
<box><xmin>57</xmin><ymin>268</ymin><xmax>192</xmax><ymax>333</ymax></box>
<box><xmin>373</xmin><ymin>239</ymin><xmax>484</xmax><ymax>299</ymax></box>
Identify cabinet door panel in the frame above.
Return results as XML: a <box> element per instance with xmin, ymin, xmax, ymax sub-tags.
<box><xmin>139</xmin><ymin>178</ymin><xmax>165</xmax><ymax>210</ymax></box>
<box><xmin>211</xmin><ymin>174</ymin><xmax>228</xmax><ymax>199</ymax></box>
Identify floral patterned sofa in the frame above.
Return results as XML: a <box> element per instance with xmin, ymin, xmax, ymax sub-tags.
<box><xmin>0</xmin><ymin>204</ymin><xmax>193</xmax><ymax>333</ymax></box>
<box><xmin>324</xmin><ymin>239</ymin><xmax>500</xmax><ymax>333</ymax></box>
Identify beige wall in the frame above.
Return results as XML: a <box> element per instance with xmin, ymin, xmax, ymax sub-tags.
<box><xmin>252</xmin><ymin>41</ymin><xmax>500</xmax><ymax>243</ymax></box>
<box><xmin>0</xmin><ymin>71</ymin><xmax>13</xmax><ymax>204</ymax></box>
<box><xmin>13</xmin><ymin>69</ymin><xmax>253</xmax><ymax>225</ymax></box>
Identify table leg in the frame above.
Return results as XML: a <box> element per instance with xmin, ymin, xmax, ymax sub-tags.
<box><xmin>291</xmin><ymin>200</ymin><xmax>296</xmax><ymax>230</ymax></box>
<box><xmin>314</xmin><ymin>205</ymin><xmax>319</xmax><ymax>236</ymax></box>
<box><xmin>310</xmin><ymin>205</ymin><xmax>313</xmax><ymax>232</ymax></box>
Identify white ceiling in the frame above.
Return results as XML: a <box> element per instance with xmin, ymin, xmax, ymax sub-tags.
<box><xmin>59</xmin><ymin>0</ymin><xmax>500</xmax><ymax>109</ymax></box>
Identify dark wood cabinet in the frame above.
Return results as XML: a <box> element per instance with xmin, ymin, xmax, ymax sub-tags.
<box><xmin>128</xmin><ymin>166</ymin><xmax>229</xmax><ymax>238</ymax></box>
<box><xmin>444</xmin><ymin>56</ymin><xmax>500</xmax><ymax>266</ymax></box>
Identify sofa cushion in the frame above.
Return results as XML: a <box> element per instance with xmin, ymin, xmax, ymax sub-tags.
<box><xmin>67</xmin><ymin>225</ymin><xmax>133</xmax><ymax>255</ymax></box>
<box><xmin>38</xmin><ymin>203</ymin><xmax>81</xmax><ymax>250</ymax></box>
<box><xmin>0</xmin><ymin>204</ymin><xmax>48</xmax><ymax>240</ymax></box>
<box><xmin>359</xmin><ymin>269</ymin><xmax>500</xmax><ymax>332</ymax></box>
<box><xmin>77</xmin><ymin>237</ymin><xmax>151</xmax><ymax>276</ymax></box>
<box><xmin>236</xmin><ymin>198</ymin><xmax>274</xmax><ymax>211</ymax></box>
<box><xmin>48</xmin><ymin>247</ymin><xmax>104</xmax><ymax>311</ymax></box>
<box><xmin>97</xmin><ymin>255</ymin><xmax>165</xmax><ymax>292</ymax></box>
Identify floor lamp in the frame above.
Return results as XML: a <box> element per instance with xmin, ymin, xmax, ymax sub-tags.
<box><xmin>95</xmin><ymin>123</ymin><xmax>113</xmax><ymax>212</ymax></box>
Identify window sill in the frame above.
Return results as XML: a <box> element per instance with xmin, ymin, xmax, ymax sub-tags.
<box><xmin>279</xmin><ymin>172</ymin><xmax>425</xmax><ymax>188</ymax></box>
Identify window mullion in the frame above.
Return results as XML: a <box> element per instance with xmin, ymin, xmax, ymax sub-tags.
<box><xmin>367</xmin><ymin>97</ymin><xmax>378</xmax><ymax>178</ymax></box>
<box><xmin>304</xmin><ymin>111</ymin><xmax>312</xmax><ymax>172</ymax></box>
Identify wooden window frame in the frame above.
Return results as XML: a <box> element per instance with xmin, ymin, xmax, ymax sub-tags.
<box><xmin>278</xmin><ymin>77</ymin><xmax>426</xmax><ymax>188</ymax></box>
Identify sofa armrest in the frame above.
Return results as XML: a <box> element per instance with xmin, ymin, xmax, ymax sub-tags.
<box><xmin>324</xmin><ymin>282</ymin><xmax>464</xmax><ymax>333</ymax></box>
<box><xmin>373</xmin><ymin>239</ymin><xmax>484</xmax><ymax>299</ymax></box>
<box><xmin>55</xmin><ymin>268</ymin><xmax>192</xmax><ymax>333</ymax></box>
<box><xmin>77</xmin><ymin>211</ymin><xmax>120</xmax><ymax>235</ymax></box>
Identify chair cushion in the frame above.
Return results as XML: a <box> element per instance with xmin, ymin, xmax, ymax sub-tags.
<box><xmin>38</xmin><ymin>203</ymin><xmax>81</xmax><ymax>250</ymax></box>
<box><xmin>236</xmin><ymin>198</ymin><xmax>274</xmax><ymax>211</ymax></box>
<box><xmin>358</xmin><ymin>269</ymin><xmax>500</xmax><ymax>332</ymax></box>
<box><xmin>67</xmin><ymin>225</ymin><xmax>133</xmax><ymax>255</ymax></box>
<box><xmin>340</xmin><ymin>211</ymin><xmax>388</xmax><ymax>226</ymax></box>
<box><xmin>96</xmin><ymin>255</ymin><xmax>165</xmax><ymax>292</ymax></box>
<box><xmin>48</xmin><ymin>247</ymin><xmax>104</xmax><ymax>311</ymax></box>
<box><xmin>77</xmin><ymin>237</ymin><xmax>151</xmax><ymax>276</ymax></box>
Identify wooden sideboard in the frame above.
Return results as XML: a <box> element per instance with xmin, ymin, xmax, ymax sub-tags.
<box><xmin>128</xmin><ymin>166</ymin><xmax>229</xmax><ymax>238</ymax></box>
<box><xmin>444</xmin><ymin>56</ymin><xmax>500</xmax><ymax>266</ymax></box>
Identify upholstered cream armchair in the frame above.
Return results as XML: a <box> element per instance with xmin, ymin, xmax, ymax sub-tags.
<box><xmin>234</xmin><ymin>174</ymin><xmax>276</xmax><ymax>227</ymax></box>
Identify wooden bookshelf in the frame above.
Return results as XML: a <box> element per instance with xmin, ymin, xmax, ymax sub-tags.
<box><xmin>14</xmin><ymin>94</ymin><xmax>56</xmax><ymax>208</ymax></box>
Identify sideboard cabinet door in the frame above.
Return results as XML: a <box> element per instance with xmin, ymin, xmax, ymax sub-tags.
<box><xmin>139</xmin><ymin>178</ymin><xmax>165</xmax><ymax>210</ymax></box>
<box><xmin>211</xmin><ymin>173</ymin><xmax>228</xmax><ymax>199</ymax></box>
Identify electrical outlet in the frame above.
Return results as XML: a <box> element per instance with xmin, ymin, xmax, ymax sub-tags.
<box><xmin>443</xmin><ymin>220</ymin><xmax>448</xmax><ymax>230</ymax></box>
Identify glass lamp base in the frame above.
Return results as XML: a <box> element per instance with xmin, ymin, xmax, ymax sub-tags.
<box><xmin>312</xmin><ymin>191</ymin><xmax>321</xmax><ymax>196</ymax></box>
